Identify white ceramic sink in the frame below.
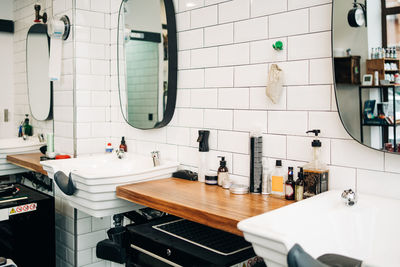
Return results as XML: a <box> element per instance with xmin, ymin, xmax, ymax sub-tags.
<box><xmin>41</xmin><ymin>153</ymin><xmax>179</xmax><ymax>217</ymax></box>
<box><xmin>0</xmin><ymin>137</ymin><xmax>43</xmax><ymax>175</ymax></box>
<box><xmin>238</xmin><ymin>190</ymin><xmax>400</xmax><ymax>267</ymax></box>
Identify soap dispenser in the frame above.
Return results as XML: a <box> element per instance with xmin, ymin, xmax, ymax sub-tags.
<box><xmin>303</xmin><ymin>129</ymin><xmax>329</xmax><ymax>198</ymax></box>
<box><xmin>217</xmin><ymin>156</ymin><xmax>230</xmax><ymax>188</ymax></box>
<box><xmin>23</xmin><ymin>114</ymin><xmax>33</xmax><ymax>136</ymax></box>
<box><xmin>197</xmin><ymin>130</ymin><xmax>210</xmax><ymax>183</ymax></box>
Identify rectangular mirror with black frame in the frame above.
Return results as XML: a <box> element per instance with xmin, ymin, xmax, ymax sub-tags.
<box><xmin>117</xmin><ymin>0</ymin><xmax>177</xmax><ymax>130</ymax></box>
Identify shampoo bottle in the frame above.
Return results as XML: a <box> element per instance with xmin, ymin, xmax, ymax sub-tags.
<box><xmin>197</xmin><ymin>130</ymin><xmax>210</xmax><ymax>183</ymax></box>
<box><xmin>218</xmin><ymin>156</ymin><xmax>230</xmax><ymax>188</ymax></box>
<box><xmin>303</xmin><ymin>129</ymin><xmax>329</xmax><ymax>198</ymax></box>
<box><xmin>271</xmin><ymin>160</ymin><xmax>285</xmax><ymax>196</ymax></box>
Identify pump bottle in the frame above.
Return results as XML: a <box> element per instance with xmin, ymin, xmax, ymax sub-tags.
<box><xmin>197</xmin><ymin>130</ymin><xmax>210</xmax><ymax>182</ymax></box>
<box><xmin>303</xmin><ymin>129</ymin><xmax>329</xmax><ymax>198</ymax></box>
<box><xmin>218</xmin><ymin>156</ymin><xmax>230</xmax><ymax>188</ymax></box>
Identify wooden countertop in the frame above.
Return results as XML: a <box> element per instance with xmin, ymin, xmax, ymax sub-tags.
<box><xmin>117</xmin><ymin>178</ymin><xmax>294</xmax><ymax>236</ymax></box>
<box><xmin>6</xmin><ymin>153</ymin><xmax>47</xmax><ymax>176</ymax></box>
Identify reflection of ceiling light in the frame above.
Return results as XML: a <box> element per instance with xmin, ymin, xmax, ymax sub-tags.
<box><xmin>186</xmin><ymin>2</ymin><xmax>196</xmax><ymax>7</ymax></box>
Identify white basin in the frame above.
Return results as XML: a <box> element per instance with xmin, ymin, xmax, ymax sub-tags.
<box><xmin>0</xmin><ymin>137</ymin><xmax>43</xmax><ymax>175</ymax></box>
<box><xmin>238</xmin><ymin>190</ymin><xmax>400</xmax><ymax>267</ymax></box>
<box><xmin>41</xmin><ymin>153</ymin><xmax>179</xmax><ymax>217</ymax></box>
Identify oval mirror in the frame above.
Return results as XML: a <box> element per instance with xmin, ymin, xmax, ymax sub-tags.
<box><xmin>26</xmin><ymin>24</ymin><xmax>52</xmax><ymax>121</ymax></box>
<box><xmin>333</xmin><ymin>0</ymin><xmax>400</xmax><ymax>153</ymax></box>
<box><xmin>117</xmin><ymin>0</ymin><xmax>177</xmax><ymax>130</ymax></box>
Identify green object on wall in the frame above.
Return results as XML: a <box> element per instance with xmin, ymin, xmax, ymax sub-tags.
<box><xmin>272</xmin><ymin>41</ymin><xmax>283</xmax><ymax>51</ymax></box>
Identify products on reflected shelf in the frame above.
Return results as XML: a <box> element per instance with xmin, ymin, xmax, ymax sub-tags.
<box><xmin>371</xmin><ymin>46</ymin><xmax>397</xmax><ymax>59</ymax></box>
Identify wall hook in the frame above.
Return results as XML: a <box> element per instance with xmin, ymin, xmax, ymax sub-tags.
<box><xmin>272</xmin><ymin>41</ymin><xmax>283</xmax><ymax>51</ymax></box>
<box><xmin>34</xmin><ymin>4</ymin><xmax>47</xmax><ymax>23</ymax></box>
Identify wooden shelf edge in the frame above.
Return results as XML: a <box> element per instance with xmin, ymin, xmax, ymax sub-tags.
<box><xmin>117</xmin><ymin>186</ymin><xmax>242</xmax><ymax>235</ymax></box>
<box><xmin>6</xmin><ymin>153</ymin><xmax>47</xmax><ymax>176</ymax></box>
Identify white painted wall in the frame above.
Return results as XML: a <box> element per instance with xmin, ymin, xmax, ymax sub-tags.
<box><xmin>0</xmin><ymin>0</ymin><xmax>14</xmax><ymax>138</ymax></box>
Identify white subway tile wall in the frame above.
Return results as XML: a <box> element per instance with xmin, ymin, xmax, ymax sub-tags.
<box><xmin>14</xmin><ymin>1</ymin><xmax>75</xmax><ymax>265</ymax></box>
<box><xmin>105</xmin><ymin>0</ymin><xmax>400</xmax><ymax>202</ymax></box>
<box><xmin>11</xmin><ymin>0</ymin><xmax>400</xmax><ymax>266</ymax></box>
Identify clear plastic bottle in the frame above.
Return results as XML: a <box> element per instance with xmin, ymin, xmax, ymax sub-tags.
<box><xmin>262</xmin><ymin>158</ymin><xmax>272</xmax><ymax>195</ymax></box>
<box><xmin>271</xmin><ymin>160</ymin><xmax>285</xmax><ymax>196</ymax></box>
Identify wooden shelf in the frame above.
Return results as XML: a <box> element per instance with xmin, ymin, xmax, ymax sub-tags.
<box><xmin>116</xmin><ymin>178</ymin><xmax>294</xmax><ymax>236</ymax></box>
<box><xmin>6</xmin><ymin>153</ymin><xmax>47</xmax><ymax>176</ymax></box>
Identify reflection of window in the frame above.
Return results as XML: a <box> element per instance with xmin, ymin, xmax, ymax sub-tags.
<box><xmin>386</xmin><ymin>0</ymin><xmax>400</xmax><ymax>8</ymax></box>
<box><xmin>382</xmin><ymin>1</ymin><xmax>400</xmax><ymax>46</ymax></box>
<box><xmin>386</xmin><ymin>15</ymin><xmax>400</xmax><ymax>46</ymax></box>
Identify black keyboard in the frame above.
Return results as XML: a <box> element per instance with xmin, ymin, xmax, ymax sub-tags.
<box><xmin>153</xmin><ymin>219</ymin><xmax>252</xmax><ymax>255</ymax></box>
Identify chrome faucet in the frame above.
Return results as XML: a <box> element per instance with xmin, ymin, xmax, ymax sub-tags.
<box><xmin>151</xmin><ymin>151</ymin><xmax>160</xmax><ymax>167</ymax></box>
<box><xmin>116</xmin><ymin>149</ymin><xmax>125</xmax><ymax>159</ymax></box>
<box><xmin>341</xmin><ymin>189</ymin><xmax>358</xmax><ymax>206</ymax></box>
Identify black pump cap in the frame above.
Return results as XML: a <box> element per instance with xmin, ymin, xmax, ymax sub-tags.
<box><xmin>276</xmin><ymin>160</ymin><xmax>282</xmax><ymax>167</ymax></box>
<box><xmin>197</xmin><ymin>130</ymin><xmax>210</xmax><ymax>152</ymax></box>
<box><xmin>218</xmin><ymin>156</ymin><xmax>226</xmax><ymax>167</ymax></box>
<box><xmin>24</xmin><ymin>114</ymin><xmax>29</xmax><ymax>123</ymax></box>
<box><xmin>307</xmin><ymin>129</ymin><xmax>322</xmax><ymax>147</ymax></box>
<box><xmin>121</xmin><ymin>136</ymin><xmax>126</xmax><ymax>145</ymax></box>
<box><xmin>298</xmin><ymin>167</ymin><xmax>304</xmax><ymax>179</ymax></box>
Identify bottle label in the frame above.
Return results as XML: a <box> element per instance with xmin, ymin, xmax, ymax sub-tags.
<box><xmin>271</xmin><ymin>176</ymin><xmax>284</xmax><ymax>193</ymax></box>
<box><xmin>219</xmin><ymin>172</ymin><xmax>229</xmax><ymax>187</ymax></box>
<box><xmin>295</xmin><ymin>185</ymin><xmax>304</xmax><ymax>201</ymax></box>
<box><xmin>285</xmin><ymin>184</ymin><xmax>294</xmax><ymax>197</ymax></box>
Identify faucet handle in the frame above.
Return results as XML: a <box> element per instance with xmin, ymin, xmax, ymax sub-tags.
<box><xmin>341</xmin><ymin>189</ymin><xmax>357</xmax><ymax>206</ymax></box>
<box><xmin>115</xmin><ymin>149</ymin><xmax>125</xmax><ymax>159</ymax></box>
<box><xmin>151</xmin><ymin>151</ymin><xmax>160</xmax><ymax>167</ymax></box>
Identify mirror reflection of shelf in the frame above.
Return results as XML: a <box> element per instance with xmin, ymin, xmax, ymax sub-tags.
<box><xmin>366</xmin><ymin>58</ymin><xmax>400</xmax><ymax>83</ymax></box>
<box><xmin>359</xmin><ymin>85</ymin><xmax>399</xmax><ymax>149</ymax></box>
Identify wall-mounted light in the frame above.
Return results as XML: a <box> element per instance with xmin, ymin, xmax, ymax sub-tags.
<box><xmin>348</xmin><ymin>0</ymin><xmax>367</xmax><ymax>27</ymax></box>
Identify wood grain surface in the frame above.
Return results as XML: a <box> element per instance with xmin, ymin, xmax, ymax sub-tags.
<box><xmin>6</xmin><ymin>153</ymin><xmax>47</xmax><ymax>175</ymax></box>
<box><xmin>117</xmin><ymin>178</ymin><xmax>294</xmax><ymax>236</ymax></box>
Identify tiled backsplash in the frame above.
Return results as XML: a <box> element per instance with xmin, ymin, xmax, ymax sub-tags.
<box><xmin>109</xmin><ymin>0</ymin><xmax>400</xmax><ymax>200</ymax></box>
<box><xmin>8</xmin><ymin>0</ymin><xmax>400</xmax><ymax>266</ymax></box>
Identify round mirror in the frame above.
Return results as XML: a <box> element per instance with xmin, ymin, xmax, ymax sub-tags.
<box><xmin>117</xmin><ymin>0</ymin><xmax>177</xmax><ymax>130</ymax></box>
<box><xmin>26</xmin><ymin>24</ymin><xmax>52</xmax><ymax>121</ymax></box>
<box><xmin>333</xmin><ymin>0</ymin><xmax>400</xmax><ymax>153</ymax></box>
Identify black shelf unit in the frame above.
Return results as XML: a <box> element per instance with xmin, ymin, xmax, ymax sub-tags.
<box><xmin>359</xmin><ymin>85</ymin><xmax>399</xmax><ymax>149</ymax></box>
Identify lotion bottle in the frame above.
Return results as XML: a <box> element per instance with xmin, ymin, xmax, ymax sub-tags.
<box><xmin>197</xmin><ymin>130</ymin><xmax>210</xmax><ymax>182</ymax></box>
<box><xmin>218</xmin><ymin>156</ymin><xmax>230</xmax><ymax>188</ymax></box>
